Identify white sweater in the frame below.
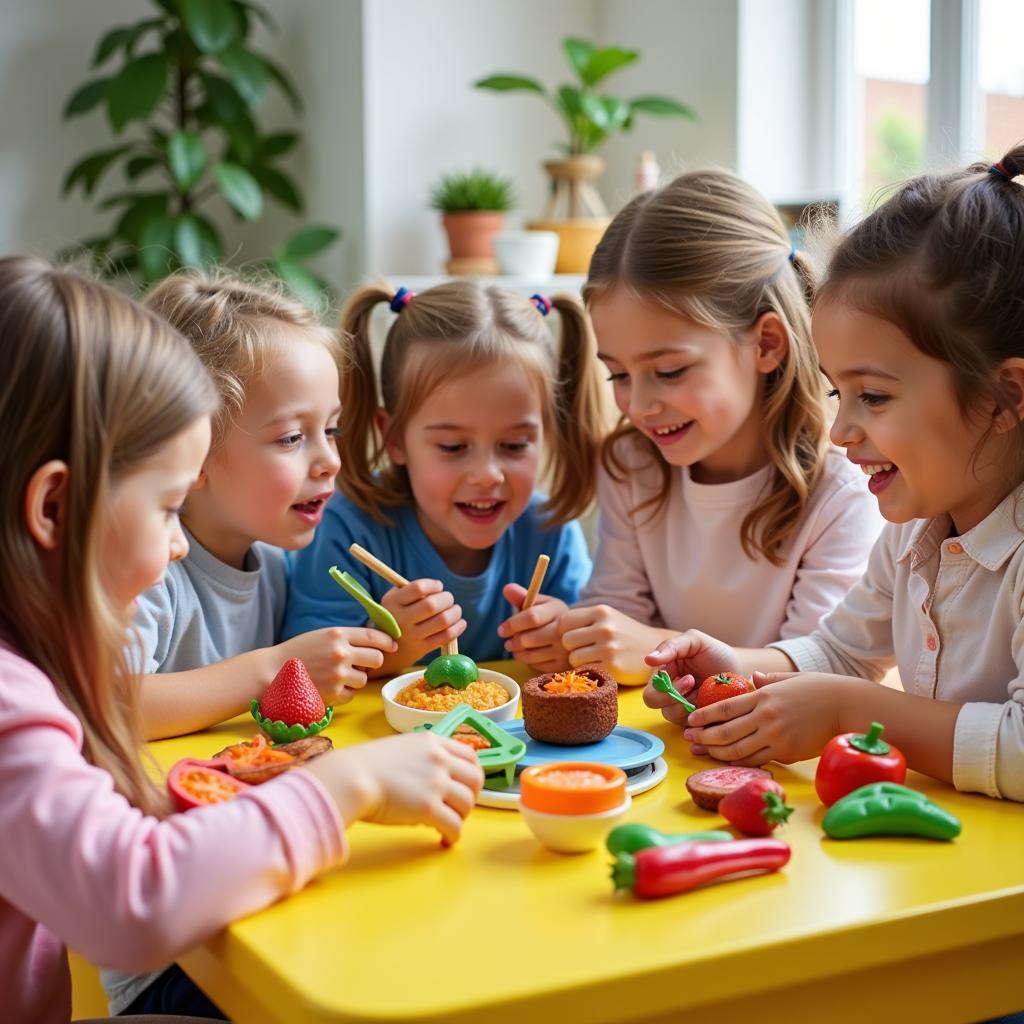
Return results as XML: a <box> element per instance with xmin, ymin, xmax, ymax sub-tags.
<box><xmin>580</xmin><ymin>439</ymin><xmax>884</xmax><ymax>647</ymax></box>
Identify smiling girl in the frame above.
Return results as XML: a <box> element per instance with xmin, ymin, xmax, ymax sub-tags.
<box><xmin>503</xmin><ymin>170</ymin><xmax>882</xmax><ymax>681</ymax></box>
<box><xmin>645</xmin><ymin>145</ymin><xmax>1024</xmax><ymax>803</ymax></box>
<box><xmin>284</xmin><ymin>281</ymin><xmax>604</xmax><ymax>673</ymax></box>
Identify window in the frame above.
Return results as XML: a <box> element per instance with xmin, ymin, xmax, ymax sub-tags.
<box><xmin>978</xmin><ymin>0</ymin><xmax>1024</xmax><ymax>159</ymax></box>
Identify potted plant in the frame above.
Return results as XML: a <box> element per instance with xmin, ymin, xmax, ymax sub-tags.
<box><xmin>475</xmin><ymin>37</ymin><xmax>696</xmax><ymax>271</ymax></box>
<box><xmin>60</xmin><ymin>0</ymin><xmax>338</xmax><ymax>307</ymax></box>
<box><xmin>429</xmin><ymin>168</ymin><xmax>516</xmax><ymax>275</ymax></box>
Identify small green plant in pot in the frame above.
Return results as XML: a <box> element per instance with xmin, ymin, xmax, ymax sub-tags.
<box><xmin>60</xmin><ymin>0</ymin><xmax>339</xmax><ymax>307</ymax></box>
<box><xmin>476</xmin><ymin>37</ymin><xmax>696</xmax><ymax>271</ymax></box>
<box><xmin>429</xmin><ymin>168</ymin><xmax>515</xmax><ymax>275</ymax></box>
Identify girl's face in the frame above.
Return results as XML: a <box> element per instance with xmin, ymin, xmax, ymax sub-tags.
<box><xmin>187</xmin><ymin>332</ymin><xmax>342</xmax><ymax>568</ymax></box>
<box><xmin>590</xmin><ymin>287</ymin><xmax>781</xmax><ymax>483</ymax></box>
<box><xmin>814</xmin><ymin>299</ymin><xmax>1008</xmax><ymax>534</ymax></box>
<box><xmin>102</xmin><ymin>415</ymin><xmax>211</xmax><ymax>615</ymax></box>
<box><xmin>383</xmin><ymin>359</ymin><xmax>544</xmax><ymax>575</ymax></box>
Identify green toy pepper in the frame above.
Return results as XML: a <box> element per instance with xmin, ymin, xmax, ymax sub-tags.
<box><xmin>822</xmin><ymin>782</ymin><xmax>961</xmax><ymax>841</ymax></box>
<box><xmin>606</xmin><ymin>823</ymin><xmax>732</xmax><ymax>856</ymax></box>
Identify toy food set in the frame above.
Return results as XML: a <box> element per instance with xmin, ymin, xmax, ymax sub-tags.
<box><xmin>414</xmin><ymin>703</ymin><xmax>526</xmax><ymax>789</ymax></box>
<box><xmin>611</xmin><ymin>837</ymin><xmax>791</xmax><ymax>899</ymax></box>
<box><xmin>518</xmin><ymin>762</ymin><xmax>631</xmax><ymax>853</ymax></box>
<box><xmin>649</xmin><ymin>670</ymin><xmax>695</xmax><ymax>713</ymax></box>
<box><xmin>167</xmin><ymin>735</ymin><xmax>334</xmax><ymax>812</ymax></box>
<box><xmin>685</xmin><ymin>766</ymin><xmax>774</xmax><ymax>810</ymax></box>
<box><xmin>521</xmin><ymin>666</ymin><xmax>618</xmax><ymax>745</ymax></box>
<box><xmin>605</xmin><ymin>824</ymin><xmax>732</xmax><ymax>856</ymax></box>
<box><xmin>718</xmin><ymin>778</ymin><xmax>793</xmax><ymax>836</ymax></box>
<box><xmin>328</xmin><ymin>565</ymin><xmax>402</xmax><ymax>639</ymax></box>
<box><xmin>695</xmin><ymin>671</ymin><xmax>755</xmax><ymax>708</ymax></box>
<box><xmin>822</xmin><ymin>782</ymin><xmax>961</xmax><ymax>841</ymax></box>
<box><xmin>250</xmin><ymin>658</ymin><xmax>333</xmax><ymax>743</ymax></box>
<box><xmin>815</xmin><ymin>721</ymin><xmax>907</xmax><ymax>806</ymax></box>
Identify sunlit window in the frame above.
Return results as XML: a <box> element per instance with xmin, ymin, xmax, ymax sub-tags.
<box><xmin>979</xmin><ymin>0</ymin><xmax>1024</xmax><ymax>159</ymax></box>
<box><xmin>854</xmin><ymin>0</ymin><xmax>930</xmax><ymax>206</ymax></box>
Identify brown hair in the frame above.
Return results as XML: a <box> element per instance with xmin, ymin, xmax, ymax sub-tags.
<box><xmin>818</xmin><ymin>142</ymin><xmax>1024</xmax><ymax>479</ymax></box>
<box><xmin>337</xmin><ymin>280</ymin><xmax>605</xmax><ymax>524</ymax></box>
<box><xmin>0</xmin><ymin>257</ymin><xmax>217</xmax><ymax>817</ymax></box>
<box><xmin>145</xmin><ymin>268</ymin><xmax>338</xmax><ymax>448</ymax></box>
<box><xmin>584</xmin><ymin>168</ymin><xmax>827</xmax><ymax>564</ymax></box>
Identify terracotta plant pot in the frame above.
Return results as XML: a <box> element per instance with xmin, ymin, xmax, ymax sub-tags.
<box><xmin>441</xmin><ymin>211</ymin><xmax>506</xmax><ymax>275</ymax></box>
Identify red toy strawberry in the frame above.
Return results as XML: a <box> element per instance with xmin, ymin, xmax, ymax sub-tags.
<box><xmin>696</xmin><ymin>672</ymin><xmax>755</xmax><ymax>708</ymax></box>
<box><xmin>251</xmin><ymin>659</ymin><xmax>333</xmax><ymax>743</ymax></box>
<box><xmin>719</xmin><ymin>778</ymin><xmax>793</xmax><ymax>836</ymax></box>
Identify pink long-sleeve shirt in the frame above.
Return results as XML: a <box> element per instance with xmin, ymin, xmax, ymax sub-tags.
<box><xmin>0</xmin><ymin>644</ymin><xmax>346</xmax><ymax>1023</ymax></box>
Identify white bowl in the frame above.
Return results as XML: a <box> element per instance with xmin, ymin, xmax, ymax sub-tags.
<box><xmin>381</xmin><ymin>668</ymin><xmax>520</xmax><ymax>733</ymax></box>
<box><xmin>518</xmin><ymin>795</ymin><xmax>632</xmax><ymax>854</ymax></box>
<box><xmin>493</xmin><ymin>230</ymin><xmax>559</xmax><ymax>279</ymax></box>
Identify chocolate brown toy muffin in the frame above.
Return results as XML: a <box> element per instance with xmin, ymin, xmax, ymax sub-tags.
<box><xmin>521</xmin><ymin>667</ymin><xmax>618</xmax><ymax>745</ymax></box>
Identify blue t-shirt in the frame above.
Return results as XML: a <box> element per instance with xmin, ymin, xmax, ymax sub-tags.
<box><xmin>283</xmin><ymin>492</ymin><xmax>591</xmax><ymax>662</ymax></box>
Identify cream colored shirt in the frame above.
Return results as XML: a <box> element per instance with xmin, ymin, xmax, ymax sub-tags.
<box><xmin>773</xmin><ymin>484</ymin><xmax>1024</xmax><ymax>801</ymax></box>
<box><xmin>581</xmin><ymin>440</ymin><xmax>884</xmax><ymax>648</ymax></box>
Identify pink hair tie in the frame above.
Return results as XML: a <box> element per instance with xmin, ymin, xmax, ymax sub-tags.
<box><xmin>530</xmin><ymin>293</ymin><xmax>552</xmax><ymax>317</ymax></box>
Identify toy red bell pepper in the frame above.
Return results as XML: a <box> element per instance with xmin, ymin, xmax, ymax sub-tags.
<box><xmin>815</xmin><ymin>721</ymin><xmax>906</xmax><ymax>807</ymax></box>
<box><xmin>611</xmin><ymin>838</ymin><xmax>791</xmax><ymax>899</ymax></box>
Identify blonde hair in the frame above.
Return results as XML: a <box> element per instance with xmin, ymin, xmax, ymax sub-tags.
<box><xmin>338</xmin><ymin>280</ymin><xmax>605</xmax><ymax>525</ymax></box>
<box><xmin>0</xmin><ymin>256</ymin><xmax>217</xmax><ymax>817</ymax></box>
<box><xmin>583</xmin><ymin>169</ymin><xmax>828</xmax><ymax>565</ymax></box>
<box><xmin>145</xmin><ymin>268</ymin><xmax>338</xmax><ymax>447</ymax></box>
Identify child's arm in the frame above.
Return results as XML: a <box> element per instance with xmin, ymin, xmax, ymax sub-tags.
<box><xmin>682</xmin><ymin>671</ymin><xmax>962</xmax><ymax>785</ymax></box>
<box><xmin>140</xmin><ymin>626</ymin><xmax>397</xmax><ymax>740</ymax></box>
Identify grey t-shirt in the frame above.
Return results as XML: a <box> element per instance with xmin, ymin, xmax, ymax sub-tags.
<box><xmin>102</xmin><ymin>529</ymin><xmax>289</xmax><ymax>1014</ymax></box>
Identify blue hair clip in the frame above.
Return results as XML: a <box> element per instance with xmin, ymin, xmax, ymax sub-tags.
<box><xmin>788</xmin><ymin>247</ymin><xmax>797</xmax><ymax>265</ymax></box>
<box><xmin>390</xmin><ymin>287</ymin><xmax>415</xmax><ymax>313</ymax></box>
<box><xmin>530</xmin><ymin>293</ymin><xmax>551</xmax><ymax>316</ymax></box>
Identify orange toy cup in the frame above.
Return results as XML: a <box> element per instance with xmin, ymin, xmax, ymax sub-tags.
<box><xmin>519</xmin><ymin>762</ymin><xmax>628</xmax><ymax>815</ymax></box>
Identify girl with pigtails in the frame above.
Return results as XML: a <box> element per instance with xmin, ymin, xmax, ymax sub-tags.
<box><xmin>284</xmin><ymin>280</ymin><xmax>605</xmax><ymax>674</ymax></box>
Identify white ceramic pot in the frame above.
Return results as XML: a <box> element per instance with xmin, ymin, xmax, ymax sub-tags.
<box><xmin>518</xmin><ymin>795</ymin><xmax>632</xmax><ymax>854</ymax></box>
<box><xmin>493</xmin><ymin>230</ymin><xmax>560</xmax><ymax>279</ymax></box>
<box><xmin>381</xmin><ymin>668</ymin><xmax>520</xmax><ymax>733</ymax></box>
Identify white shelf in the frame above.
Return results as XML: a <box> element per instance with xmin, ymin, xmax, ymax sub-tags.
<box><xmin>369</xmin><ymin>274</ymin><xmax>586</xmax><ymax>294</ymax></box>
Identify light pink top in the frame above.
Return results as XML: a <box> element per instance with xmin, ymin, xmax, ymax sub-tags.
<box><xmin>773</xmin><ymin>484</ymin><xmax>1024</xmax><ymax>800</ymax></box>
<box><xmin>0</xmin><ymin>644</ymin><xmax>346</xmax><ymax>1024</ymax></box>
<box><xmin>580</xmin><ymin>440</ymin><xmax>884</xmax><ymax>646</ymax></box>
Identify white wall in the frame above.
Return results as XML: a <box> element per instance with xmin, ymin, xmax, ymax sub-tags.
<box><xmin>0</xmin><ymin>0</ymin><xmax>825</xmax><ymax>283</ymax></box>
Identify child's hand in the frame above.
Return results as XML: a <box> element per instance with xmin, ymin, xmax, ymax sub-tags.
<box><xmin>641</xmin><ymin>630</ymin><xmax>742</xmax><ymax>722</ymax></box>
<box><xmin>380</xmin><ymin>579</ymin><xmax>466</xmax><ymax>667</ymax></box>
<box><xmin>682</xmin><ymin>671</ymin><xmax>845</xmax><ymax>765</ymax></box>
<box><xmin>278</xmin><ymin>627</ymin><xmax>398</xmax><ymax>705</ymax></box>
<box><xmin>310</xmin><ymin>732</ymin><xmax>484</xmax><ymax>845</ymax></box>
<box><xmin>557</xmin><ymin>604</ymin><xmax>671</xmax><ymax>684</ymax></box>
<box><xmin>497</xmin><ymin>583</ymin><xmax>571</xmax><ymax>672</ymax></box>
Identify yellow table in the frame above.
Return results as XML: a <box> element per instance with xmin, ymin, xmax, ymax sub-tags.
<box><xmin>151</xmin><ymin>665</ymin><xmax>1024</xmax><ymax>1024</ymax></box>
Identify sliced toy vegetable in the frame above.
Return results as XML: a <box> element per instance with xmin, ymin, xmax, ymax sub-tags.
<box><xmin>815</xmin><ymin>721</ymin><xmax>906</xmax><ymax>806</ymax></box>
<box><xmin>611</xmin><ymin>838</ymin><xmax>791</xmax><ymax>899</ymax></box>
<box><xmin>822</xmin><ymin>782</ymin><xmax>961</xmax><ymax>840</ymax></box>
<box><xmin>718</xmin><ymin>778</ymin><xmax>793</xmax><ymax>836</ymax></box>
<box><xmin>605</xmin><ymin>823</ymin><xmax>732</xmax><ymax>856</ymax></box>
<box><xmin>167</xmin><ymin>759</ymin><xmax>251</xmax><ymax>812</ymax></box>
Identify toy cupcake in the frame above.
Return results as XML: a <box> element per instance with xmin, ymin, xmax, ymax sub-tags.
<box><xmin>521</xmin><ymin>666</ymin><xmax>618</xmax><ymax>745</ymax></box>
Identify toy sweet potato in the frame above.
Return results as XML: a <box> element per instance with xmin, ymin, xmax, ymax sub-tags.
<box><xmin>212</xmin><ymin>734</ymin><xmax>333</xmax><ymax>784</ymax></box>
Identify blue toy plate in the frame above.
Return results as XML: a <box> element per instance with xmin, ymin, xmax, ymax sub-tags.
<box><xmin>497</xmin><ymin>721</ymin><xmax>664</xmax><ymax>775</ymax></box>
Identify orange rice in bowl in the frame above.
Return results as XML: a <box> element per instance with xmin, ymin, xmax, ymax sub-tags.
<box><xmin>381</xmin><ymin>668</ymin><xmax>520</xmax><ymax>733</ymax></box>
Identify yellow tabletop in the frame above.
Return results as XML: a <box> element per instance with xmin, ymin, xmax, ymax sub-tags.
<box><xmin>151</xmin><ymin>665</ymin><xmax>1024</xmax><ymax>1024</ymax></box>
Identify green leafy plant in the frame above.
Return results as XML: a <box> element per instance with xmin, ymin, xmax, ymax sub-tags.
<box><xmin>61</xmin><ymin>0</ymin><xmax>338</xmax><ymax>306</ymax></box>
<box><xmin>429</xmin><ymin>169</ymin><xmax>516</xmax><ymax>213</ymax></box>
<box><xmin>475</xmin><ymin>37</ymin><xmax>696</xmax><ymax>157</ymax></box>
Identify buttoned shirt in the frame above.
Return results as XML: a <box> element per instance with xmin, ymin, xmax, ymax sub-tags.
<box><xmin>773</xmin><ymin>484</ymin><xmax>1024</xmax><ymax>801</ymax></box>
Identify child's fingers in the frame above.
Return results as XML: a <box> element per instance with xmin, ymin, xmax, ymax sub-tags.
<box><xmin>727</xmin><ymin>748</ymin><xmax>774</xmax><ymax>767</ymax></box>
<box><xmin>643</xmin><ymin>631</ymin><xmax>702</xmax><ymax>666</ymax></box>
<box><xmin>407</xmin><ymin>592</ymin><xmax>457</xmax><ymax>626</ymax></box>
<box><xmin>684</xmin><ymin>689</ymin><xmax>759</xmax><ymax>728</ymax></box>
<box><xmin>685</xmin><ymin>712</ymin><xmax>758</xmax><ymax>751</ymax></box>
<box><xmin>349</xmin><ymin>627</ymin><xmax>398</xmax><ymax>652</ymax></box>
<box><xmin>504</xmin><ymin>621</ymin><xmax>559</xmax><ymax>653</ymax></box>
<box><xmin>688</xmin><ymin>742</ymin><xmax>708</xmax><ymax>756</ymax></box>
<box><xmin>703</xmin><ymin>732</ymin><xmax>769</xmax><ymax>763</ymax></box>
<box><xmin>567</xmin><ymin>644</ymin><xmax>607</xmax><ymax>668</ymax></box>
<box><xmin>332</xmin><ymin>685</ymin><xmax>356</xmax><ymax>706</ymax></box>
<box><xmin>442</xmin><ymin>778</ymin><xmax>478</xmax><ymax>820</ymax></box>
<box><xmin>501</xmin><ymin>582</ymin><xmax>528</xmax><ymax>608</ymax></box>
<box><xmin>556</xmin><ymin>607</ymin><xmax>595</xmax><ymax>634</ymax></box>
<box><xmin>390</xmin><ymin>579</ymin><xmax>444</xmax><ymax>607</ymax></box>
<box><xmin>752</xmin><ymin>670</ymin><xmax>796</xmax><ymax>688</ymax></box>
<box><xmin>348</xmin><ymin>645</ymin><xmax>388</xmax><ymax>670</ymax></box>
<box><xmin>497</xmin><ymin>605</ymin><xmax>554</xmax><ymax>638</ymax></box>
<box><xmin>420</xmin><ymin>615</ymin><xmax>467</xmax><ymax>649</ymax></box>
<box><xmin>430</xmin><ymin>801</ymin><xmax>466</xmax><ymax>846</ymax></box>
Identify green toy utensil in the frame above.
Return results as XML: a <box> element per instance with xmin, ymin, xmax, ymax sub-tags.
<box><xmin>650</xmin><ymin>670</ymin><xmax>696</xmax><ymax>713</ymax></box>
<box><xmin>328</xmin><ymin>566</ymin><xmax>402</xmax><ymax>640</ymax></box>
